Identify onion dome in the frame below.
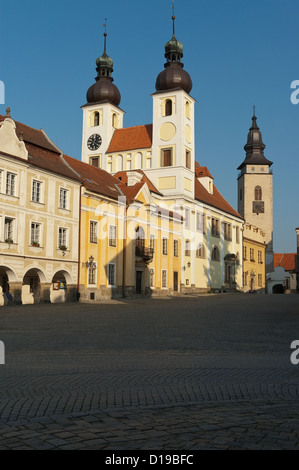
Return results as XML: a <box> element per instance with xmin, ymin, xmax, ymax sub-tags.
<box><xmin>86</xmin><ymin>30</ymin><xmax>121</xmax><ymax>107</ymax></box>
<box><xmin>155</xmin><ymin>13</ymin><xmax>192</xmax><ymax>94</ymax></box>
<box><xmin>237</xmin><ymin>109</ymin><xmax>273</xmax><ymax>170</ymax></box>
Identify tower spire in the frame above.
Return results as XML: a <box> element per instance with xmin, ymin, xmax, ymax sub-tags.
<box><xmin>103</xmin><ymin>19</ymin><xmax>107</xmax><ymax>53</ymax></box>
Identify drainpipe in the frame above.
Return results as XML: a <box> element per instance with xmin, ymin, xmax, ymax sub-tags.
<box><xmin>122</xmin><ymin>198</ymin><xmax>129</xmax><ymax>298</ymax></box>
<box><xmin>77</xmin><ymin>184</ymin><xmax>83</xmax><ymax>301</ymax></box>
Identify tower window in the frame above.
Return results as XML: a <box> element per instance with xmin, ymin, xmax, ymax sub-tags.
<box><xmin>94</xmin><ymin>112</ymin><xmax>100</xmax><ymax>127</ymax></box>
<box><xmin>89</xmin><ymin>156</ymin><xmax>99</xmax><ymax>168</ymax></box>
<box><xmin>112</xmin><ymin>113</ymin><xmax>118</xmax><ymax>128</ymax></box>
<box><xmin>165</xmin><ymin>99</ymin><xmax>172</xmax><ymax>116</ymax></box>
<box><xmin>161</xmin><ymin>149</ymin><xmax>172</xmax><ymax>167</ymax></box>
<box><xmin>185</xmin><ymin>150</ymin><xmax>191</xmax><ymax>169</ymax></box>
<box><xmin>255</xmin><ymin>186</ymin><xmax>262</xmax><ymax>201</ymax></box>
<box><xmin>185</xmin><ymin>101</ymin><xmax>191</xmax><ymax>119</ymax></box>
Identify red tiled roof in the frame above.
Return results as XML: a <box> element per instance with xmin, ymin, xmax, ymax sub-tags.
<box><xmin>107</xmin><ymin>124</ymin><xmax>152</xmax><ymax>153</ymax></box>
<box><xmin>114</xmin><ymin>170</ymin><xmax>161</xmax><ymax>195</ymax></box>
<box><xmin>195</xmin><ymin>178</ymin><xmax>242</xmax><ymax>219</ymax></box>
<box><xmin>274</xmin><ymin>253</ymin><xmax>296</xmax><ymax>272</ymax></box>
<box><xmin>0</xmin><ymin>115</ymin><xmax>59</xmax><ymax>152</ymax></box>
<box><xmin>63</xmin><ymin>156</ymin><xmax>123</xmax><ymax>200</ymax></box>
<box><xmin>195</xmin><ymin>165</ymin><xmax>214</xmax><ymax>179</ymax></box>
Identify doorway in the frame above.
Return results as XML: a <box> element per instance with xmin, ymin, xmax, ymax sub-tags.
<box><xmin>173</xmin><ymin>271</ymin><xmax>178</xmax><ymax>292</ymax></box>
<box><xmin>136</xmin><ymin>271</ymin><xmax>142</xmax><ymax>294</ymax></box>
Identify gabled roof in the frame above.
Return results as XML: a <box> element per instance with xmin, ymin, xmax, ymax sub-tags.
<box><xmin>114</xmin><ymin>169</ymin><xmax>161</xmax><ymax>195</ymax></box>
<box><xmin>0</xmin><ymin>115</ymin><xmax>80</xmax><ymax>182</ymax></box>
<box><xmin>63</xmin><ymin>156</ymin><xmax>122</xmax><ymax>200</ymax></box>
<box><xmin>274</xmin><ymin>253</ymin><xmax>296</xmax><ymax>272</ymax></box>
<box><xmin>107</xmin><ymin>124</ymin><xmax>152</xmax><ymax>153</ymax></box>
<box><xmin>195</xmin><ymin>177</ymin><xmax>242</xmax><ymax>219</ymax></box>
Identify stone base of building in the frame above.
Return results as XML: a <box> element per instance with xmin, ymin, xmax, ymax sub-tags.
<box><xmin>180</xmin><ymin>284</ymin><xmax>211</xmax><ymax>295</ymax></box>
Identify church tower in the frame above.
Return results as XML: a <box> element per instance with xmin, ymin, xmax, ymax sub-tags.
<box><xmin>81</xmin><ymin>27</ymin><xmax>124</xmax><ymax>169</ymax></box>
<box><xmin>144</xmin><ymin>11</ymin><xmax>195</xmax><ymax>199</ymax></box>
<box><xmin>237</xmin><ymin>111</ymin><xmax>274</xmax><ymax>272</ymax></box>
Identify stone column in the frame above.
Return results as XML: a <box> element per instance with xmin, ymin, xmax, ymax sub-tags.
<box><xmin>9</xmin><ymin>282</ymin><xmax>23</xmax><ymax>304</ymax></box>
<box><xmin>40</xmin><ymin>283</ymin><xmax>52</xmax><ymax>303</ymax></box>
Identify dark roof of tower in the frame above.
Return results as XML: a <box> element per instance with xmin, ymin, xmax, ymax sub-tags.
<box><xmin>238</xmin><ymin>113</ymin><xmax>273</xmax><ymax>170</ymax></box>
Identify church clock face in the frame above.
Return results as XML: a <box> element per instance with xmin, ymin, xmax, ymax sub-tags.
<box><xmin>253</xmin><ymin>201</ymin><xmax>264</xmax><ymax>214</ymax></box>
<box><xmin>87</xmin><ymin>134</ymin><xmax>102</xmax><ymax>151</ymax></box>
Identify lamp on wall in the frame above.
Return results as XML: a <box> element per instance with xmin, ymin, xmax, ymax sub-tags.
<box><xmin>187</xmin><ymin>262</ymin><xmax>191</xmax><ymax>268</ymax></box>
<box><xmin>86</xmin><ymin>255</ymin><xmax>96</xmax><ymax>268</ymax></box>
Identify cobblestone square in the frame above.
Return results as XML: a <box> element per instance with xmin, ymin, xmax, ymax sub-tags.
<box><xmin>0</xmin><ymin>294</ymin><xmax>298</xmax><ymax>449</ymax></box>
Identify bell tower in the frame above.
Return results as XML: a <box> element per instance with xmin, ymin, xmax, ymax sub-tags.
<box><xmin>81</xmin><ymin>25</ymin><xmax>124</xmax><ymax>170</ymax></box>
<box><xmin>237</xmin><ymin>110</ymin><xmax>274</xmax><ymax>272</ymax></box>
<box><xmin>144</xmin><ymin>8</ymin><xmax>195</xmax><ymax>199</ymax></box>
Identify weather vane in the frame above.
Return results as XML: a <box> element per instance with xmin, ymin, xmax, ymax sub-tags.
<box><xmin>171</xmin><ymin>0</ymin><xmax>175</xmax><ymax>35</ymax></box>
<box><xmin>102</xmin><ymin>18</ymin><xmax>107</xmax><ymax>52</ymax></box>
<box><xmin>253</xmin><ymin>105</ymin><xmax>256</xmax><ymax>117</ymax></box>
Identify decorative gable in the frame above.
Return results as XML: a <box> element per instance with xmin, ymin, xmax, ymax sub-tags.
<box><xmin>0</xmin><ymin>118</ymin><xmax>28</xmax><ymax>160</ymax></box>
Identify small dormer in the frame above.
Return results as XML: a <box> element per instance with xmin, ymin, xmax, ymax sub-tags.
<box><xmin>127</xmin><ymin>170</ymin><xmax>143</xmax><ymax>187</ymax></box>
<box><xmin>0</xmin><ymin>110</ymin><xmax>28</xmax><ymax>160</ymax></box>
<box><xmin>196</xmin><ymin>165</ymin><xmax>214</xmax><ymax>194</ymax></box>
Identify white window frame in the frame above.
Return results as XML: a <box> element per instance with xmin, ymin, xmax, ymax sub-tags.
<box><xmin>109</xmin><ymin>225</ymin><xmax>117</xmax><ymax>247</ymax></box>
<box><xmin>150</xmin><ymin>268</ymin><xmax>155</xmax><ymax>288</ymax></box>
<box><xmin>6</xmin><ymin>172</ymin><xmax>16</xmax><ymax>196</ymax></box>
<box><xmin>30</xmin><ymin>222</ymin><xmax>41</xmax><ymax>246</ymax></box>
<box><xmin>88</xmin><ymin>265</ymin><xmax>97</xmax><ymax>285</ymax></box>
<box><xmin>4</xmin><ymin>217</ymin><xmax>14</xmax><ymax>242</ymax></box>
<box><xmin>32</xmin><ymin>179</ymin><xmax>43</xmax><ymax>203</ymax></box>
<box><xmin>90</xmin><ymin>220</ymin><xmax>98</xmax><ymax>243</ymax></box>
<box><xmin>162</xmin><ymin>269</ymin><xmax>168</xmax><ymax>289</ymax></box>
<box><xmin>173</xmin><ymin>239</ymin><xmax>179</xmax><ymax>257</ymax></box>
<box><xmin>58</xmin><ymin>227</ymin><xmax>68</xmax><ymax>248</ymax></box>
<box><xmin>59</xmin><ymin>187</ymin><xmax>68</xmax><ymax>210</ymax></box>
<box><xmin>162</xmin><ymin>237</ymin><xmax>168</xmax><ymax>255</ymax></box>
<box><xmin>185</xmin><ymin>208</ymin><xmax>190</xmax><ymax>229</ymax></box>
<box><xmin>108</xmin><ymin>263</ymin><xmax>116</xmax><ymax>286</ymax></box>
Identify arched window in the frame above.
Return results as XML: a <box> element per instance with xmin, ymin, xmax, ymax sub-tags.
<box><xmin>196</xmin><ymin>244</ymin><xmax>205</xmax><ymax>258</ymax></box>
<box><xmin>212</xmin><ymin>246</ymin><xmax>220</xmax><ymax>261</ymax></box>
<box><xmin>135</xmin><ymin>226</ymin><xmax>145</xmax><ymax>248</ymax></box>
<box><xmin>112</xmin><ymin>113</ymin><xmax>118</xmax><ymax>128</ymax></box>
<box><xmin>165</xmin><ymin>99</ymin><xmax>172</xmax><ymax>116</ymax></box>
<box><xmin>185</xmin><ymin>101</ymin><xmax>190</xmax><ymax>119</ymax></box>
<box><xmin>255</xmin><ymin>186</ymin><xmax>262</xmax><ymax>201</ymax></box>
<box><xmin>94</xmin><ymin>112</ymin><xmax>100</xmax><ymax>127</ymax></box>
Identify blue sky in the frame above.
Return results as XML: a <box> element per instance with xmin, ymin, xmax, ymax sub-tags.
<box><xmin>1</xmin><ymin>0</ymin><xmax>298</xmax><ymax>253</ymax></box>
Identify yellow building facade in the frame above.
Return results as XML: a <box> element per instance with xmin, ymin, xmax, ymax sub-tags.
<box><xmin>242</xmin><ymin>223</ymin><xmax>266</xmax><ymax>292</ymax></box>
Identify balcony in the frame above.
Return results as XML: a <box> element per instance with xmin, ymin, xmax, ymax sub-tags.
<box><xmin>135</xmin><ymin>245</ymin><xmax>154</xmax><ymax>263</ymax></box>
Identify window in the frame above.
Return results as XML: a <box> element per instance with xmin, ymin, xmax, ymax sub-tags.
<box><xmin>185</xmin><ymin>240</ymin><xmax>191</xmax><ymax>256</ymax></box>
<box><xmin>58</xmin><ymin>227</ymin><xmax>67</xmax><ymax>248</ymax></box>
<box><xmin>32</xmin><ymin>180</ymin><xmax>42</xmax><ymax>203</ymax></box>
<box><xmin>89</xmin><ymin>156</ymin><xmax>99</xmax><ymax>167</ymax></box>
<box><xmin>112</xmin><ymin>113</ymin><xmax>118</xmax><ymax>128</ymax></box>
<box><xmin>6</xmin><ymin>172</ymin><xmax>16</xmax><ymax>196</ymax></box>
<box><xmin>196</xmin><ymin>244</ymin><xmax>205</xmax><ymax>258</ymax></box>
<box><xmin>224</xmin><ymin>223</ymin><xmax>232</xmax><ymax>241</ymax></box>
<box><xmin>135</xmin><ymin>226</ymin><xmax>145</xmax><ymax>248</ymax></box>
<box><xmin>255</xmin><ymin>186</ymin><xmax>262</xmax><ymax>201</ymax></box>
<box><xmin>150</xmin><ymin>234</ymin><xmax>155</xmax><ymax>252</ymax></box>
<box><xmin>211</xmin><ymin>218</ymin><xmax>220</xmax><ymax>237</ymax></box>
<box><xmin>244</xmin><ymin>271</ymin><xmax>248</xmax><ymax>286</ymax></box>
<box><xmin>212</xmin><ymin>246</ymin><xmax>220</xmax><ymax>261</ymax></box>
<box><xmin>90</xmin><ymin>221</ymin><xmax>97</xmax><ymax>243</ymax></box>
<box><xmin>165</xmin><ymin>99</ymin><xmax>172</xmax><ymax>116</ymax></box>
<box><xmin>109</xmin><ymin>225</ymin><xmax>117</xmax><ymax>247</ymax></box>
<box><xmin>162</xmin><ymin>238</ymin><xmax>168</xmax><ymax>255</ymax></box>
<box><xmin>185</xmin><ymin>100</ymin><xmax>190</xmax><ymax>119</ymax></box>
<box><xmin>258</xmin><ymin>274</ymin><xmax>262</xmax><ymax>287</ymax></box>
<box><xmin>108</xmin><ymin>263</ymin><xmax>116</xmax><ymax>285</ymax></box>
<box><xmin>185</xmin><ymin>150</ymin><xmax>191</xmax><ymax>169</ymax></box>
<box><xmin>30</xmin><ymin>222</ymin><xmax>41</xmax><ymax>246</ymax></box>
<box><xmin>243</xmin><ymin>246</ymin><xmax>247</xmax><ymax>260</ymax></box>
<box><xmin>185</xmin><ymin>208</ymin><xmax>190</xmax><ymax>229</ymax></box>
<box><xmin>196</xmin><ymin>212</ymin><xmax>206</xmax><ymax>232</ymax></box>
<box><xmin>88</xmin><ymin>266</ymin><xmax>96</xmax><ymax>285</ymax></box>
<box><xmin>59</xmin><ymin>188</ymin><xmax>68</xmax><ymax>209</ymax></box>
<box><xmin>258</xmin><ymin>250</ymin><xmax>263</xmax><ymax>263</ymax></box>
<box><xmin>150</xmin><ymin>269</ymin><xmax>155</xmax><ymax>288</ymax></box>
<box><xmin>162</xmin><ymin>270</ymin><xmax>167</xmax><ymax>288</ymax></box>
<box><xmin>4</xmin><ymin>217</ymin><xmax>14</xmax><ymax>242</ymax></box>
<box><xmin>161</xmin><ymin>149</ymin><xmax>172</xmax><ymax>167</ymax></box>
<box><xmin>174</xmin><ymin>239</ymin><xmax>179</xmax><ymax>257</ymax></box>
<box><xmin>250</xmin><ymin>248</ymin><xmax>255</xmax><ymax>262</ymax></box>
<box><xmin>236</xmin><ymin>227</ymin><xmax>240</xmax><ymax>244</ymax></box>
<box><xmin>94</xmin><ymin>112</ymin><xmax>100</xmax><ymax>127</ymax></box>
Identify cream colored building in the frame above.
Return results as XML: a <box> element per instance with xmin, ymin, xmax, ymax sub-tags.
<box><xmin>80</xmin><ymin>25</ymin><xmax>244</xmax><ymax>293</ymax></box>
<box><xmin>0</xmin><ymin>112</ymin><xmax>81</xmax><ymax>305</ymax></box>
<box><xmin>243</xmin><ymin>223</ymin><xmax>266</xmax><ymax>293</ymax></box>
